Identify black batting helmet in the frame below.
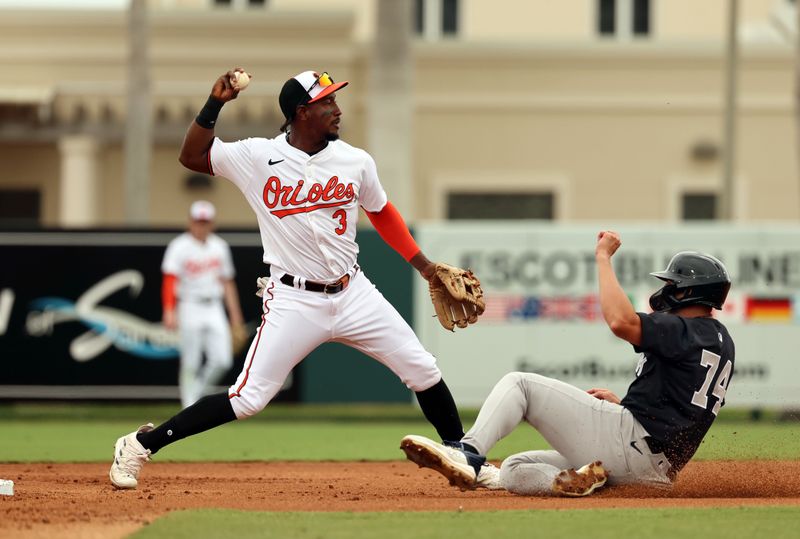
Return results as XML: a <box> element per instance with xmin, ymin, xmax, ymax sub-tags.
<box><xmin>648</xmin><ymin>251</ymin><xmax>731</xmax><ymax>312</ymax></box>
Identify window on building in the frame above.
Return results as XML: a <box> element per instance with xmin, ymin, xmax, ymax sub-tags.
<box><xmin>633</xmin><ymin>0</ymin><xmax>650</xmax><ymax>35</ymax></box>
<box><xmin>598</xmin><ymin>0</ymin><xmax>616</xmax><ymax>35</ymax></box>
<box><xmin>414</xmin><ymin>0</ymin><xmax>424</xmax><ymax>34</ymax></box>
<box><xmin>597</xmin><ymin>0</ymin><xmax>651</xmax><ymax>38</ymax></box>
<box><xmin>0</xmin><ymin>104</ymin><xmax>43</xmax><ymax>126</ymax></box>
<box><xmin>415</xmin><ymin>0</ymin><xmax>459</xmax><ymax>39</ymax></box>
<box><xmin>0</xmin><ymin>190</ymin><xmax>41</xmax><ymax>228</ymax></box>
<box><xmin>213</xmin><ymin>0</ymin><xmax>268</xmax><ymax>7</ymax></box>
<box><xmin>442</xmin><ymin>0</ymin><xmax>458</xmax><ymax>35</ymax></box>
<box><xmin>682</xmin><ymin>193</ymin><xmax>717</xmax><ymax>220</ymax></box>
<box><xmin>447</xmin><ymin>192</ymin><xmax>554</xmax><ymax>220</ymax></box>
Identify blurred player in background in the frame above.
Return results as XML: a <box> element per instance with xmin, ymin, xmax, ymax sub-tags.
<box><xmin>162</xmin><ymin>200</ymin><xmax>245</xmax><ymax>408</ymax></box>
<box><xmin>402</xmin><ymin>230</ymin><xmax>734</xmax><ymax>497</ymax></box>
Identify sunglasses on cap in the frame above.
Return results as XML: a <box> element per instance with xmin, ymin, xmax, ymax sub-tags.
<box><xmin>307</xmin><ymin>72</ymin><xmax>334</xmax><ymax>97</ymax></box>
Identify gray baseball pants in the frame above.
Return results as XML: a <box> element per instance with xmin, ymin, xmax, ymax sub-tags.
<box><xmin>461</xmin><ymin>372</ymin><xmax>673</xmax><ymax>495</ymax></box>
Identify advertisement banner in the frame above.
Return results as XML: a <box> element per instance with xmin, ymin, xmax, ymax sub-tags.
<box><xmin>0</xmin><ymin>231</ymin><xmax>298</xmax><ymax>401</ymax></box>
<box><xmin>415</xmin><ymin>224</ymin><xmax>798</xmax><ymax>408</ymax></box>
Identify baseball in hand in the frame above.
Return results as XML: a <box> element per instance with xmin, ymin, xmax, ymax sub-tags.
<box><xmin>231</xmin><ymin>70</ymin><xmax>251</xmax><ymax>91</ymax></box>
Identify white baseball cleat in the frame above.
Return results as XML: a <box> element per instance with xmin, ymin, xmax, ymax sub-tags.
<box><xmin>476</xmin><ymin>462</ymin><xmax>504</xmax><ymax>490</ymax></box>
<box><xmin>400</xmin><ymin>434</ymin><xmax>485</xmax><ymax>491</ymax></box>
<box><xmin>552</xmin><ymin>460</ymin><xmax>609</xmax><ymax>497</ymax></box>
<box><xmin>109</xmin><ymin>423</ymin><xmax>154</xmax><ymax>490</ymax></box>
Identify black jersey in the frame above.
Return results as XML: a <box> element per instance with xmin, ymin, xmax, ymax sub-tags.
<box><xmin>620</xmin><ymin>312</ymin><xmax>735</xmax><ymax>472</ymax></box>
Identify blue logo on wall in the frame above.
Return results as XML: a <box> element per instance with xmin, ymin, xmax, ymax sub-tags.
<box><xmin>26</xmin><ymin>270</ymin><xmax>179</xmax><ymax>362</ymax></box>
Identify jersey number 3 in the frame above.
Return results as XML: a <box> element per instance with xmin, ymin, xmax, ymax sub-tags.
<box><xmin>332</xmin><ymin>209</ymin><xmax>347</xmax><ymax>236</ymax></box>
<box><xmin>691</xmin><ymin>349</ymin><xmax>732</xmax><ymax>416</ymax></box>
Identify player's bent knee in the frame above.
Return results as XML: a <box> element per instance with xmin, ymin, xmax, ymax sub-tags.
<box><xmin>500</xmin><ymin>372</ymin><xmax>526</xmax><ymax>385</ymax></box>
<box><xmin>500</xmin><ymin>371</ymin><xmax>551</xmax><ymax>391</ymax></box>
<box><xmin>228</xmin><ymin>385</ymin><xmax>277</xmax><ymax>418</ymax></box>
<box><xmin>496</xmin><ymin>371</ymin><xmax>533</xmax><ymax>393</ymax></box>
<box><xmin>229</xmin><ymin>394</ymin><xmax>266</xmax><ymax>419</ymax></box>
<box><xmin>228</xmin><ymin>376</ymin><xmax>285</xmax><ymax>419</ymax></box>
<box><xmin>405</xmin><ymin>369</ymin><xmax>442</xmax><ymax>392</ymax></box>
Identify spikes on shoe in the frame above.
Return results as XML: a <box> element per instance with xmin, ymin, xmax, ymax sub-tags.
<box><xmin>400</xmin><ymin>434</ymin><xmax>485</xmax><ymax>491</ymax></box>
<box><xmin>552</xmin><ymin>461</ymin><xmax>609</xmax><ymax>497</ymax></box>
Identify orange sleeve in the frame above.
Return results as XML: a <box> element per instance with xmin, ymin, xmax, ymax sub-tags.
<box><xmin>162</xmin><ymin>273</ymin><xmax>178</xmax><ymax>311</ymax></box>
<box><xmin>366</xmin><ymin>201</ymin><xmax>421</xmax><ymax>262</ymax></box>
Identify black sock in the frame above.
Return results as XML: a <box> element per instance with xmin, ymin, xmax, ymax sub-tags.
<box><xmin>136</xmin><ymin>392</ymin><xmax>237</xmax><ymax>454</ymax></box>
<box><xmin>415</xmin><ymin>378</ymin><xmax>464</xmax><ymax>442</ymax></box>
<box><xmin>443</xmin><ymin>440</ymin><xmax>479</xmax><ymax>454</ymax></box>
<box><xmin>461</xmin><ymin>442</ymin><xmax>479</xmax><ymax>454</ymax></box>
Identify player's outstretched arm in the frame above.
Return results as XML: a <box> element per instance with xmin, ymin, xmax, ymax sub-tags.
<box><xmin>596</xmin><ymin>230</ymin><xmax>642</xmax><ymax>345</ymax></box>
<box><xmin>178</xmin><ymin>68</ymin><xmax>248</xmax><ymax>173</ymax></box>
<box><xmin>366</xmin><ymin>202</ymin><xmax>484</xmax><ymax>330</ymax></box>
<box><xmin>363</xmin><ymin>202</ymin><xmax>437</xmax><ymax>279</ymax></box>
<box><xmin>365</xmin><ymin>202</ymin><xmax>428</xmax><ymax>273</ymax></box>
<box><xmin>409</xmin><ymin>252</ymin><xmax>436</xmax><ymax>281</ymax></box>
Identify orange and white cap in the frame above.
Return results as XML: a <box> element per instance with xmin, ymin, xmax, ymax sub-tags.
<box><xmin>190</xmin><ymin>200</ymin><xmax>215</xmax><ymax>221</ymax></box>
<box><xmin>279</xmin><ymin>70</ymin><xmax>349</xmax><ymax>122</ymax></box>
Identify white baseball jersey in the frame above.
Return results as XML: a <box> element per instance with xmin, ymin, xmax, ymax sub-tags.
<box><xmin>209</xmin><ymin>134</ymin><xmax>388</xmax><ymax>282</ymax></box>
<box><xmin>161</xmin><ymin>233</ymin><xmax>235</xmax><ymax>301</ymax></box>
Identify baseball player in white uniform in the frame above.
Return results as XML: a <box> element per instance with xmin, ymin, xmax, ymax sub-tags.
<box><xmin>109</xmin><ymin>68</ymin><xmax>474</xmax><ymax>489</ymax></box>
<box><xmin>162</xmin><ymin>200</ymin><xmax>244</xmax><ymax>408</ymax></box>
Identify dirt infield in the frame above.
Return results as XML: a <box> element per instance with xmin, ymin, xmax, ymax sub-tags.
<box><xmin>2</xmin><ymin>460</ymin><xmax>800</xmax><ymax>539</ymax></box>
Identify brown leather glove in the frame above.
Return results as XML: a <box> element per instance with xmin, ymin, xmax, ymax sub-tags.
<box><xmin>428</xmin><ymin>263</ymin><xmax>486</xmax><ymax>331</ymax></box>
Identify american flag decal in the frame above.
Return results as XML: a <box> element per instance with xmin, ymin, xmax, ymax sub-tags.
<box><xmin>482</xmin><ymin>295</ymin><xmax>602</xmax><ymax>322</ymax></box>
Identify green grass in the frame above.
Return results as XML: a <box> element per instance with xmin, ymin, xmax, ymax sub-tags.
<box><xmin>0</xmin><ymin>402</ymin><xmax>428</xmax><ymax>423</ymax></box>
<box><xmin>1</xmin><ymin>402</ymin><xmax>789</xmax><ymax>423</ymax></box>
<box><xmin>131</xmin><ymin>507</ymin><xmax>800</xmax><ymax>539</ymax></box>
<box><xmin>0</xmin><ymin>403</ymin><xmax>796</xmax><ymax>462</ymax></box>
<box><xmin>1</xmin><ymin>403</ymin><xmax>796</xmax><ymax>539</ymax></box>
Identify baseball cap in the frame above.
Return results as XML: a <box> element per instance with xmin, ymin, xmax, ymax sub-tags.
<box><xmin>279</xmin><ymin>70</ymin><xmax>349</xmax><ymax>122</ymax></box>
<box><xmin>189</xmin><ymin>200</ymin><xmax>215</xmax><ymax>221</ymax></box>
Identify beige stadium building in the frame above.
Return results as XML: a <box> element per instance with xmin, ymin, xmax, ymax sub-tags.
<box><xmin>0</xmin><ymin>0</ymin><xmax>798</xmax><ymax>227</ymax></box>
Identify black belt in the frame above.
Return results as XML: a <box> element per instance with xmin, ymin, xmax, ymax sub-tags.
<box><xmin>270</xmin><ymin>264</ymin><xmax>359</xmax><ymax>295</ymax></box>
<box><xmin>184</xmin><ymin>297</ymin><xmax>217</xmax><ymax>304</ymax></box>
<box><xmin>279</xmin><ymin>273</ymin><xmax>349</xmax><ymax>294</ymax></box>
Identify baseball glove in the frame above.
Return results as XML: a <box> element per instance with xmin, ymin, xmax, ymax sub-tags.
<box><xmin>230</xmin><ymin>322</ymin><xmax>250</xmax><ymax>355</ymax></box>
<box><xmin>428</xmin><ymin>263</ymin><xmax>486</xmax><ymax>331</ymax></box>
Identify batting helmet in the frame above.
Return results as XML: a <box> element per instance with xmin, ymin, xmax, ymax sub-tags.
<box><xmin>648</xmin><ymin>251</ymin><xmax>731</xmax><ymax>312</ymax></box>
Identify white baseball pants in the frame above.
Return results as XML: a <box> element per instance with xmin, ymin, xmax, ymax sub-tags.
<box><xmin>177</xmin><ymin>300</ymin><xmax>233</xmax><ymax>408</ymax></box>
<box><xmin>461</xmin><ymin>372</ymin><xmax>673</xmax><ymax>495</ymax></box>
<box><xmin>227</xmin><ymin>271</ymin><xmax>442</xmax><ymax>419</ymax></box>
